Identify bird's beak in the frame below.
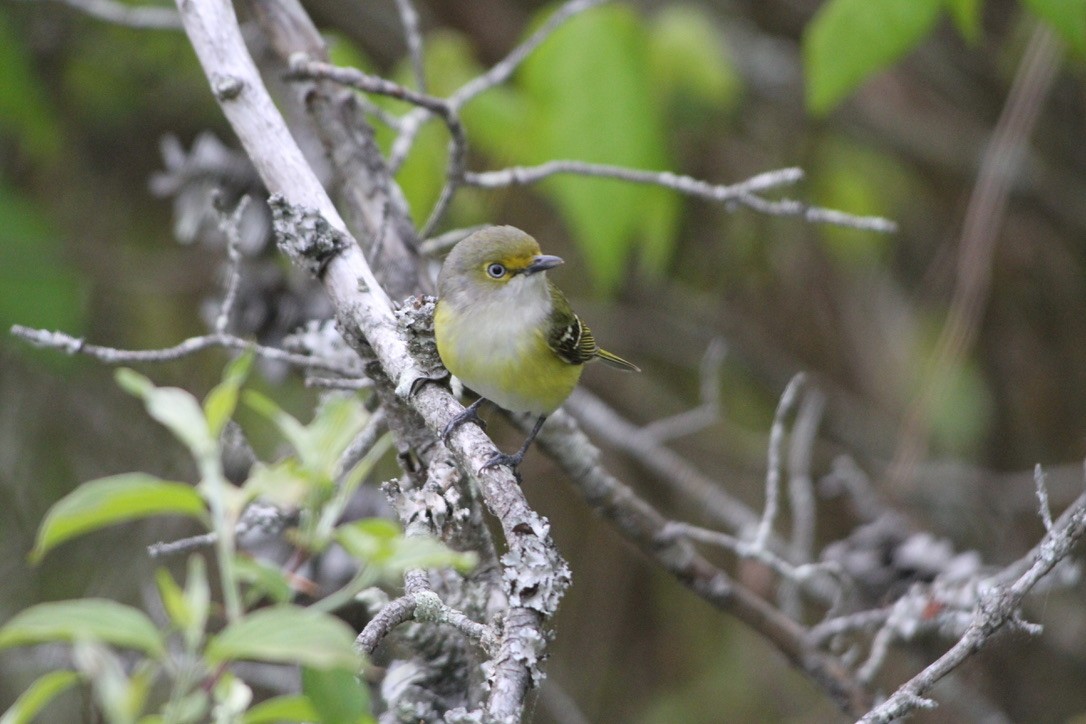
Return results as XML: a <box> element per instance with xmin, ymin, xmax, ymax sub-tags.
<box><xmin>525</xmin><ymin>254</ymin><xmax>564</xmax><ymax>275</ymax></box>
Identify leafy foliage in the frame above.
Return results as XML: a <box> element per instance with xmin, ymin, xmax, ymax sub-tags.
<box><xmin>804</xmin><ymin>0</ymin><xmax>945</xmax><ymax>115</ymax></box>
<box><xmin>1</xmin><ymin>359</ymin><xmax>468</xmax><ymax>723</ymax></box>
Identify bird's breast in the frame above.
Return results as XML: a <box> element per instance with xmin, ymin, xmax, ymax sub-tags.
<box><xmin>435</xmin><ymin>294</ymin><xmax>581</xmax><ymax>415</ymax></box>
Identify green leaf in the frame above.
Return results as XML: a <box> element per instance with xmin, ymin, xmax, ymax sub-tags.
<box><xmin>234</xmin><ymin>557</ymin><xmax>295</xmax><ymax>605</ymax></box>
<box><xmin>32</xmin><ymin>473</ymin><xmax>207</xmax><ymax>562</ymax></box>
<box><xmin>244</xmin><ymin>392</ymin><xmax>369</xmax><ymax>477</ymax></box>
<box><xmin>158</xmin><ymin>690</ymin><xmax>209</xmax><ymax>724</ymax></box>
<box><xmin>1023</xmin><ymin>0</ymin><xmax>1086</xmax><ymax>56</ymax></box>
<box><xmin>206</xmin><ymin>605</ymin><xmax>360</xmax><ymax>671</ymax></box>
<box><xmin>242</xmin><ymin>695</ymin><xmax>320</xmax><ymax>724</ymax></box>
<box><xmin>648</xmin><ymin>5</ymin><xmax>742</xmax><ymax>114</ymax></box>
<box><xmin>155</xmin><ymin>557</ymin><xmax>210</xmax><ymax>650</ymax></box>
<box><xmin>0</xmin><ymin>670</ymin><xmax>80</xmax><ymax>724</ymax></box>
<box><xmin>0</xmin><ymin>599</ymin><xmax>166</xmax><ymax>658</ymax></box>
<box><xmin>243</xmin><ymin>459</ymin><xmax>330</xmax><ymax>511</ymax></box>
<box><xmin>116</xmin><ymin>369</ymin><xmax>217</xmax><ymax>462</ymax></box>
<box><xmin>803</xmin><ymin>0</ymin><xmax>944</xmax><ymax>115</ymax></box>
<box><xmin>203</xmin><ymin>353</ymin><xmax>254</xmax><ymax>438</ymax></box>
<box><xmin>302</xmin><ymin>667</ymin><xmax>373</xmax><ymax>724</ymax></box>
<box><xmin>945</xmin><ymin>0</ymin><xmax>981</xmax><ymax>42</ymax></box>
<box><xmin>503</xmin><ymin>4</ymin><xmax>679</xmax><ymax>293</ymax></box>
<box><xmin>335</xmin><ymin>519</ymin><xmax>477</xmax><ymax>575</ymax></box>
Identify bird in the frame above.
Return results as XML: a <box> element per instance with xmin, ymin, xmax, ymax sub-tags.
<box><xmin>434</xmin><ymin>225</ymin><xmax>638</xmax><ymax>473</ymax></box>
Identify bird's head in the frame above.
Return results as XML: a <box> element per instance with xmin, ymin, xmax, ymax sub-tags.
<box><xmin>438</xmin><ymin>226</ymin><xmax>563</xmax><ymax>305</ymax></box>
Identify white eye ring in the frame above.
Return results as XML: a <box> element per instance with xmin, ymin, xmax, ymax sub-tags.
<box><xmin>486</xmin><ymin>263</ymin><xmax>507</xmax><ymax>279</ymax></box>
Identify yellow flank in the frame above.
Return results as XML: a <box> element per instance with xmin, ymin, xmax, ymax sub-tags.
<box><xmin>435</xmin><ymin>299</ymin><xmax>583</xmax><ymax>416</ymax></box>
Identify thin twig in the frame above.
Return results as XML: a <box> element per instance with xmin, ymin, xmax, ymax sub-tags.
<box><xmin>46</xmin><ymin>0</ymin><xmax>183</xmax><ymax>29</ymax></box>
<box><xmin>393</xmin><ymin>0</ymin><xmax>427</xmax><ymax>93</ymax></box>
<box><xmin>10</xmin><ymin>325</ymin><xmax>358</xmax><ymax>376</ymax></box>
<box><xmin>213</xmin><ymin>194</ymin><xmax>250</xmax><ymax>334</ymax></box>
<box><xmin>754</xmin><ymin>373</ymin><xmax>806</xmax><ymax>550</ymax></box>
<box><xmin>466</xmin><ymin>163</ymin><xmax>896</xmax><ymax>232</ymax></box>
<box><xmin>781</xmin><ymin>387</ymin><xmax>826</xmax><ymax>618</ymax></box>
<box><xmin>633</xmin><ymin>338</ymin><xmax>725</xmax><ymax>444</ymax></box>
<box><xmin>285</xmin><ymin>56</ymin><xmax>466</xmax><ymax>238</ymax></box>
<box><xmin>860</xmin><ymin>491</ymin><xmax>1086</xmax><ymax>722</ymax></box>
<box><xmin>1034</xmin><ymin>464</ymin><xmax>1054</xmax><ymax>532</ymax></box>
<box><xmin>389</xmin><ymin>0</ymin><xmax>608</xmax><ymax>169</ymax></box>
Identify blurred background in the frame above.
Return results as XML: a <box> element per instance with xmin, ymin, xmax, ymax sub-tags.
<box><xmin>2</xmin><ymin>0</ymin><xmax>1085</xmax><ymax>721</ymax></box>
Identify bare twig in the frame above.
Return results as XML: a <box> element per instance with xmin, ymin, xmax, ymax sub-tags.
<box><xmin>861</xmin><ymin>491</ymin><xmax>1086</xmax><ymax>722</ymax></box>
<box><xmin>535</xmin><ymin>409</ymin><xmax>871</xmax><ymax>716</ymax></box>
<box><xmin>389</xmin><ymin>0</ymin><xmax>608</xmax><ymax>169</ymax></box>
<box><xmin>393</xmin><ymin>0</ymin><xmax>427</xmax><ymax>93</ymax></box>
<box><xmin>1034</xmin><ymin>464</ymin><xmax>1054</xmax><ymax>532</ymax></box>
<box><xmin>46</xmin><ymin>0</ymin><xmax>183</xmax><ymax>30</ymax></box>
<box><xmin>285</xmin><ymin>55</ymin><xmax>466</xmax><ymax>238</ymax></box>
<box><xmin>465</xmin><ymin>163</ymin><xmax>898</xmax><ymax>232</ymax></box>
<box><xmin>10</xmin><ymin>325</ymin><xmax>358</xmax><ymax>376</ymax></box>
<box><xmin>634</xmin><ymin>339</ymin><xmax>725</xmax><ymax>444</ymax></box>
<box><xmin>213</xmin><ymin>194</ymin><xmax>250</xmax><ymax>334</ymax></box>
<box><xmin>781</xmin><ymin>387</ymin><xmax>826</xmax><ymax>617</ymax></box>
<box><xmin>754</xmin><ymin>373</ymin><xmax>806</xmax><ymax>550</ymax></box>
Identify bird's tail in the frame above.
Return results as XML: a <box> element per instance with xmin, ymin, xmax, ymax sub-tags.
<box><xmin>596</xmin><ymin>348</ymin><xmax>640</xmax><ymax>372</ymax></box>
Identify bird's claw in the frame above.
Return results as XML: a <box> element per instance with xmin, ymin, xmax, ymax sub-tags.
<box><xmin>441</xmin><ymin>401</ymin><xmax>486</xmax><ymax>443</ymax></box>
<box><xmin>479</xmin><ymin>452</ymin><xmax>525</xmax><ymax>478</ymax></box>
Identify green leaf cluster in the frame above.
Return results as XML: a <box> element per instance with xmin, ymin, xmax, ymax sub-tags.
<box><xmin>4</xmin><ymin>356</ymin><xmax>474</xmax><ymax>722</ymax></box>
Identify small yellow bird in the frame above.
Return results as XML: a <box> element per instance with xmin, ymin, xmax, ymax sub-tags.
<box><xmin>434</xmin><ymin>225</ymin><xmax>638</xmax><ymax>471</ymax></box>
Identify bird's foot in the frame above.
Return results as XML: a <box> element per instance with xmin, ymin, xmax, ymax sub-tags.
<box><xmin>479</xmin><ymin>451</ymin><xmax>526</xmax><ymax>479</ymax></box>
<box><xmin>441</xmin><ymin>399</ymin><xmax>487</xmax><ymax>443</ymax></box>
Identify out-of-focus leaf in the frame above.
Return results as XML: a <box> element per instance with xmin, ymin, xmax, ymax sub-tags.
<box><xmin>648</xmin><ymin>5</ymin><xmax>742</xmax><ymax>114</ymax></box>
<box><xmin>206</xmin><ymin>605</ymin><xmax>360</xmax><ymax>671</ymax></box>
<box><xmin>158</xmin><ymin>690</ymin><xmax>209</xmax><ymax>724</ymax></box>
<box><xmin>244</xmin><ymin>392</ymin><xmax>367</xmax><ymax>476</ymax></box>
<box><xmin>945</xmin><ymin>0</ymin><xmax>982</xmax><ymax>43</ymax></box>
<box><xmin>302</xmin><ymin>667</ymin><xmax>373</xmax><ymax>724</ymax></box>
<box><xmin>155</xmin><ymin>556</ymin><xmax>210</xmax><ymax>650</ymax></box>
<box><xmin>204</xmin><ymin>353</ymin><xmax>253</xmax><ymax>438</ymax></box>
<box><xmin>242</xmin><ymin>695</ymin><xmax>319</xmax><ymax>724</ymax></box>
<box><xmin>335</xmin><ymin>519</ymin><xmax>477</xmax><ymax>576</ymax></box>
<box><xmin>243</xmin><ymin>459</ymin><xmax>328</xmax><ymax>511</ymax></box>
<box><xmin>803</xmin><ymin>0</ymin><xmax>944</xmax><ymax>115</ymax></box>
<box><xmin>0</xmin><ymin>15</ymin><xmax>61</xmax><ymax>162</ymax></box>
<box><xmin>0</xmin><ymin>670</ymin><xmax>80</xmax><ymax>724</ymax></box>
<box><xmin>32</xmin><ymin>474</ymin><xmax>206</xmax><ymax>562</ymax></box>
<box><xmin>0</xmin><ymin>189</ymin><xmax>86</xmax><ymax>337</ymax></box>
<box><xmin>812</xmin><ymin>140</ymin><xmax>909</xmax><ymax>267</ymax></box>
<box><xmin>0</xmin><ymin>599</ymin><xmax>166</xmax><ymax>658</ymax></box>
<box><xmin>116</xmin><ymin>369</ymin><xmax>217</xmax><ymax>462</ymax></box>
<box><xmin>1023</xmin><ymin>0</ymin><xmax>1086</xmax><ymax>56</ymax></box>
<box><xmin>234</xmin><ymin>557</ymin><xmax>295</xmax><ymax>605</ymax></box>
<box><xmin>510</xmin><ymin>5</ymin><xmax>680</xmax><ymax>292</ymax></box>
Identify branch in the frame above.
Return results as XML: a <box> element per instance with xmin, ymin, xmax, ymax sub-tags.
<box><xmin>174</xmin><ymin>2</ymin><xmax>567</xmax><ymax>717</ymax></box>
<box><xmin>535</xmin><ymin>410</ymin><xmax>871</xmax><ymax>716</ymax></box>
<box><xmin>46</xmin><ymin>0</ymin><xmax>183</xmax><ymax>30</ymax></box>
<box><xmin>861</xmin><ymin>490</ymin><xmax>1086</xmax><ymax>722</ymax></box>
<box><xmin>465</xmin><ymin>163</ymin><xmax>898</xmax><ymax>232</ymax></box>
<box><xmin>9</xmin><ymin>326</ymin><xmax>356</xmax><ymax>375</ymax></box>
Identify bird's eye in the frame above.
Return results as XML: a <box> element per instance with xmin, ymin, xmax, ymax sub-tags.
<box><xmin>486</xmin><ymin>263</ymin><xmax>507</xmax><ymax>279</ymax></box>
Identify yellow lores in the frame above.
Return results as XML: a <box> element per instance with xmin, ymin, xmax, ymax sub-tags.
<box><xmin>435</xmin><ymin>225</ymin><xmax>638</xmax><ymax>471</ymax></box>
